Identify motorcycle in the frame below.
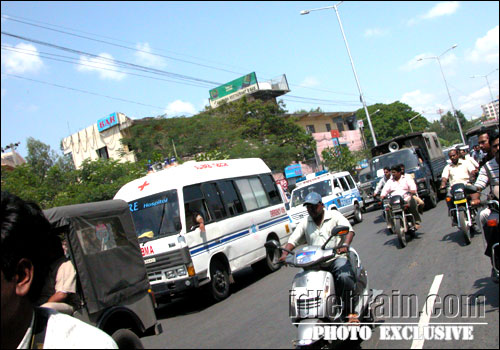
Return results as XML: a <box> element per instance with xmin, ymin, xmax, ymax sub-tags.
<box><xmin>382</xmin><ymin>197</ymin><xmax>393</xmax><ymax>234</ymax></box>
<box><xmin>387</xmin><ymin>194</ymin><xmax>416</xmax><ymax>248</ymax></box>
<box><xmin>265</xmin><ymin>226</ymin><xmax>381</xmax><ymax>349</ymax></box>
<box><xmin>448</xmin><ymin>184</ymin><xmax>479</xmax><ymax>245</ymax></box>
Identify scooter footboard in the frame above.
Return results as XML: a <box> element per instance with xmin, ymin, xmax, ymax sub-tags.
<box><xmin>296</xmin><ymin>319</ymin><xmax>325</xmax><ymax>347</ymax></box>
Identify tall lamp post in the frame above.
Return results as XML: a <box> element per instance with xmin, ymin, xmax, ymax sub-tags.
<box><xmin>471</xmin><ymin>68</ymin><xmax>499</xmax><ymax>120</ymax></box>
<box><xmin>408</xmin><ymin>113</ymin><xmax>421</xmax><ymax>133</ymax></box>
<box><xmin>418</xmin><ymin>44</ymin><xmax>465</xmax><ymax>144</ymax></box>
<box><xmin>301</xmin><ymin>1</ymin><xmax>378</xmax><ymax>146</ymax></box>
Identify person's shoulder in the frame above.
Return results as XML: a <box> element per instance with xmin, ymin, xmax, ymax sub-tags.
<box><xmin>45</xmin><ymin>312</ymin><xmax>118</xmax><ymax>349</ymax></box>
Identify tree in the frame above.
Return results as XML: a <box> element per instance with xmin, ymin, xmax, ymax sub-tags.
<box><xmin>354</xmin><ymin>102</ymin><xmax>430</xmax><ymax>146</ymax></box>
<box><xmin>25</xmin><ymin>137</ymin><xmax>58</xmax><ymax>183</ymax></box>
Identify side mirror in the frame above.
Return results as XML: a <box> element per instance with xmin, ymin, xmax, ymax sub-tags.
<box><xmin>285</xmin><ymin>202</ymin><xmax>290</xmax><ymax>211</ymax></box>
<box><xmin>331</xmin><ymin>225</ymin><xmax>350</xmax><ymax>237</ymax></box>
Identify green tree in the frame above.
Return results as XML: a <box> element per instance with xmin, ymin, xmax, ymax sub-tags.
<box><xmin>25</xmin><ymin>137</ymin><xmax>58</xmax><ymax>183</ymax></box>
<box><xmin>355</xmin><ymin>102</ymin><xmax>430</xmax><ymax>146</ymax></box>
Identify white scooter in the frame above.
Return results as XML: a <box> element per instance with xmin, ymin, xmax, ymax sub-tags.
<box><xmin>265</xmin><ymin>226</ymin><xmax>381</xmax><ymax>349</ymax></box>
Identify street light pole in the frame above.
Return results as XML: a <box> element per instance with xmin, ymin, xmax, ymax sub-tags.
<box><xmin>471</xmin><ymin>68</ymin><xmax>499</xmax><ymax>120</ymax></box>
<box><xmin>418</xmin><ymin>45</ymin><xmax>465</xmax><ymax>145</ymax></box>
<box><xmin>301</xmin><ymin>2</ymin><xmax>378</xmax><ymax>146</ymax></box>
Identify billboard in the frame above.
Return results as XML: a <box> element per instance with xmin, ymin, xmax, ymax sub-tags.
<box><xmin>285</xmin><ymin>164</ymin><xmax>303</xmax><ymax>179</ymax></box>
<box><xmin>209</xmin><ymin>72</ymin><xmax>259</xmax><ymax>108</ymax></box>
<box><xmin>97</xmin><ymin>113</ymin><xmax>119</xmax><ymax>132</ymax></box>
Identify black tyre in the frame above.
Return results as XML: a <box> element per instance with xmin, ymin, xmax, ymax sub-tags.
<box><xmin>395</xmin><ymin>218</ymin><xmax>407</xmax><ymax>248</ymax></box>
<box><xmin>208</xmin><ymin>259</ymin><xmax>230</xmax><ymax>302</ymax></box>
<box><xmin>353</xmin><ymin>204</ymin><xmax>363</xmax><ymax>224</ymax></box>
<box><xmin>458</xmin><ymin>211</ymin><xmax>471</xmax><ymax>245</ymax></box>
<box><xmin>425</xmin><ymin>188</ymin><xmax>437</xmax><ymax>210</ymax></box>
<box><xmin>253</xmin><ymin>238</ymin><xmax>281</xmax><ymax>274</ymax></box>
<box><xmin>111</xmin><ymin>329</ymin><xmax>144</xmax><ymax>349</ymax></box>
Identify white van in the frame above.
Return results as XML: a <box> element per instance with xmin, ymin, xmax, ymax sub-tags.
<box><xmin>288</xmin><ymin>170</ymin><xmax>364</xmax><ymax>226</ymax></box>
<box><xmin>114</xmin><ymin>158</ymin><xmax>291</xmax><ymax>302</ymax></box>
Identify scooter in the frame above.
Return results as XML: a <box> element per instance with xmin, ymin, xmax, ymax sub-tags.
<box><xmin>448</xmin><ymin>184</ymin><xmax>479</xmax><ymax>245</ymax></box>
<box><xmin>387</xmin><ymin>194</ymin><xmax>416</xmax><ymax>248</ymax></box>
<box><xmin>265</xmin><ymin>226</ymin><xmax>381</xmax><ymax>349</ymax></box>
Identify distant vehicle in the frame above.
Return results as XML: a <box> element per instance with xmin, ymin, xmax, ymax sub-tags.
<box><xmin>44</xmin><ymin>200</ymin><xmax>162</xmax><ymax>348</ymax></box>
<box><xmin>288</xmin><ymin>170</ymin><xmax>364</xmax><ymax>227</ymax></box>
<box><xmin>357</xmin><ymin>167</ymin><xmax>378</xmax><ymax>209</ymax></box>
<box><xmin>370</xmin><ymin>132</ymin><xmax>446</xmax><ymax>209</ymax></box>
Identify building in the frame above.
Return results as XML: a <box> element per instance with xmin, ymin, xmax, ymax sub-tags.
<box><xmin>481</xmin><ymin>97</ymin><xmax>499</xmax><ymax>121</ymax></box>
<box><xmin>61</xmin><ymin>112</ymin><xmax>136</xmax><ymax>169</ymax></box>
<box><xmin>1</xmin><ymin>149</ymin><xmax>26</xmax><ymax>170</ymax></box>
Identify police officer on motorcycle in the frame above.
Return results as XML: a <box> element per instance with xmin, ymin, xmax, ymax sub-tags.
<box><xmin>279</xmin><ymin>192</ymin><xmax>359</xmax><ymax>324</ymax></box>
<box><xmin>471</xmin><ymin>133</ymin><xmax>499</xmax><ymax>281</ymax></box>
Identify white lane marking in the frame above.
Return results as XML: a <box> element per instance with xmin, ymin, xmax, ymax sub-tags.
<box><xmin>411</xmin><ymin>274</ymin><xmax>444</xmax><ymax>349</ymax></box>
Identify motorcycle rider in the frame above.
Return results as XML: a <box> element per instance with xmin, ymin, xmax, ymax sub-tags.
<box><xmin>478</xmin><ymin>130</ymin><xmax>496</xmax><ymax>168</ymax></box>
<box><xmin>279</xmin><ymin>192</ymin><xmax>359</xmax><ymax>324</ymax></box>
<box><xmin>380</xmin><ymin>165</ymin><xmax>421</xmax><ymax>229</ymax></box>
<box><xmin>440</xmin><ymin>149</ymin><xmax>477</xmax><ymax>226</ymax></box>
<box><xmin>374</xmin><ymin>167</ymin><xmax>391</xmax><ymax>198</ymax></box>
<box><xmin>471</xmin><ymin>134</ymin><xmax>499</xmax><ymax>280</ymax></box>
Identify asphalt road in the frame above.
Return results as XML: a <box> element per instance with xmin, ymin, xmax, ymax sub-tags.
<box><xmin>143</xmin><ymin>200</ymin><xmax>499</xmax><ymax>349</ymax></box>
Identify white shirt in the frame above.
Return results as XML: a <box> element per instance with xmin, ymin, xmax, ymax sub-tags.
<box><xmin>18</xmin><ymin>308</ymin><xmax>118</xmax><ymax>349</ymax></box>
<box><xmin>441</xmin><ymin>159</ymin><xmax>476</xmax><ymax>187</ymax></box>
<box><xmin>463</xmin><ymin>154</ymin><xmax>479</xmax><ymax>169</ymax></box>
<box><xmin>288</xmin><ymin>209</ymin><xmax>353</xmax><ymax>252</ymax></box>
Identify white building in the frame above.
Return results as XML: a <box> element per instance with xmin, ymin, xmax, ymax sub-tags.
<box><xmin>62</xmin><ymin>112</ymin><xmax>136</xmax><ymax>169</ymax></box>
<box><xmin>481</xmin><ymin>98</ymin><xmax>499</xmax><ymax>121</ymax></box>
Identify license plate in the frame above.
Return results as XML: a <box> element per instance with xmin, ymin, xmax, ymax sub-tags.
<box><xmin>454</xmin><ymin>199</ymin><xmax>467</xmax><ymax>204</ymax></box>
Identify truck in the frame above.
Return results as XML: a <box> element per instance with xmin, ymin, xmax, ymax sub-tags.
<box><xmin>370</xmin><ymin>132</ymin><xmax>447</xmax><ymax>209</ymax></box>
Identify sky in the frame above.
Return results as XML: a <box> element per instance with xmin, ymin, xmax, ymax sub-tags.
<box><xmin>1</xmin><ymin>1</ymin><xmax>499</xmax><ymax>158</ymax></box>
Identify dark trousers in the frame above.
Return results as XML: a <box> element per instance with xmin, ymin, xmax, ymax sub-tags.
<box><xmin>407</xmin><ymin>196</ymin><xmax>421</xmax><ymax>224</ymax></box>
<box><xmin>329</xmin><ymin>257</ymin><xmax>357</xmax><ymax>316</ymax></box>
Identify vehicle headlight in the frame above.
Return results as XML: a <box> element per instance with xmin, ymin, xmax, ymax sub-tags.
<box><xmin>418</xmin><ymin>183</ymin><xmax>426</xmax><ymax>189</ymax></box>
<box><xmin>166</xmin><ymin>270</ymin><xmax>177</xmax><ymax>279</ymax></box>
<box><xmin>454</xmin><ymin>192</ymin><xmax>465</xmax><ymax>200</ymax></box>
<box><xmin>176</xmin><ymin>266</ymin><xmax>187</xmax><ymax>276</ymax></box>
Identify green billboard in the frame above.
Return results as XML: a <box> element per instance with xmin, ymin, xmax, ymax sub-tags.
<box><xmin>209</xmin><ymin>72</ymin><xmax>258</xmax><ymax>102</ymax></box>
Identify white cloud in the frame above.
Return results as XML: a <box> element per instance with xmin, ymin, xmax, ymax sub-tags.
<box><xmin>134</xmin><ymin>42</ymin><xmax>167</xmax><ymax>69</ymax></box>
<box><xmin>364</xmin><ymin>28</ymin><xmax>389</xmax><ymax>38</ymax></box>
<box><xmin>400</xmin><ymin>90</ymin><xmax>450</xmax><ymax>121</ymax></box>
<box><xmin>459</xmin><ymin>80</ymin><xmax>499</xmax><ymax>114</ymax></box>
<box><xmin>1</xmin><ymin>43</ymin><xmax>44</xmax><ymax>74</ymax></box>
<box><xmin>465</xmin><ymin>25</ymin><xmax>499</xmax><ymax>64</ymax></box>
<box><xmin>76</xmin><ymin>53</ymin><xmax>126</xmax><ymax>80</ymax></box>
<box><xmin>299</xmin><ymin>76</ymin><xmax>320</xmax><ymax>88</ymax></box>
<box><xmin>165</xmin><ymin>100</ymin><xmax>197</xmax><ymax>116</ymax></box>
<box><xmin>408</xmin><ymin>1</ymin><xmax>459</xmax><ymax>25</ymax></box>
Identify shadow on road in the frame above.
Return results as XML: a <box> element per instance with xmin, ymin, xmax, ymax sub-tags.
<box><xmin>472</xmin><ymin>276</ymin><xmax>499</xmax><ymax>310</ymax></box>
<box><xmin>154</xmin><ymin>267</ymin><xmax>269</xmax><ymax>320</ymax></box>
<box><xmin>441</xmin><ymin>229</ymin><xmax>476</xmax><ymax>247</ymax></box>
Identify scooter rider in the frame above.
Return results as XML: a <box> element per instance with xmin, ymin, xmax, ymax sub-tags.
<box><xmin>279</xmin><ymin>192</ymin><xmax>359</xmax><ymax>324</ymax></box>
<box><xmin>440</xmin><ymin>149</ymin><xmax>477</xmax><ymax>226</ymax></box>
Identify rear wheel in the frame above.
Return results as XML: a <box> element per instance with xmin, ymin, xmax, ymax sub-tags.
<box><xmin>395</xmin><ymin>218</ymin><xmax>407</xmax><ymax>248</ymax></box>
<box><xmin>458</xmin><ymin>211</ymin><xmax>471</xmax><ymax>245</ymax></box>
<box><xmin>425</xmin><ymin>188</ymin><xmax>437</xmax><ymax>210</ymax></box>
<box><xmin>111</xmin><ymin>329</ymin><xmax>143</xmax><ymax>349</ymax></box>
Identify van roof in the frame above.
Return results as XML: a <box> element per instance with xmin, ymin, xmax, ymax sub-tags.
<box><xmin>293</xmin><ymin>171</ymin><xmax>351</xmax><ymax>190</ymax></box>
<box><xmin>114</xmin><ymin>158</ymin><xmax>271</xmax><ymax>202</ymax></box>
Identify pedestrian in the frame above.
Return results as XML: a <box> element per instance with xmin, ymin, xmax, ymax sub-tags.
<box><xmin>1</xmin><ymin>191</ymin><xmax>118</xmax><ymax>349</ymax></box>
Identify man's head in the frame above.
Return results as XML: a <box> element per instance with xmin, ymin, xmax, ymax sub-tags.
<box><xmin>391</xmin><ymin>165</ymin><xmax>402</xmax><ymax>181</ymax></box>
<box><xmin>398</xmin><ymin>164</ymin><xmax>405</xmax><ymax>175</ymax></box>
<box><xmin>478</xmin><ymin>130</ymin><xmax>495</xmax><ymax>156</ymax></box>
<box><xmin>383</xmin><ymin>167</ymin><xmax>391</xmax><ymax>179</ymax></box>
<box><xmin>474</xmin><ymin>144</ymin><xmax>480</xmax><ymax>151</ymax></box>
<box><xmin>1</xmin><ymin>192</ymin><xmax>56</xmax><ymax>303</ymax></box>
<box><xmin>492</xmin><ymin>134</ymin><xmax>499</xmax><ymax>163</ymax></box>
<box><xmin>448</xmin><ymin>149</ymin><xmax>460</xmax><ymax>165</ymax></box>
<box><xmin>303</xmin><ymin>192</ymin><xmax>324</xmax><ymax>220</ymax></box>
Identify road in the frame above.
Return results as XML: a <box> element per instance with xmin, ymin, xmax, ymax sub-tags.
<box><xmin>143</xmin><ymin>200</ymin><xmax>499</xmax><ymax>349</ymax></box>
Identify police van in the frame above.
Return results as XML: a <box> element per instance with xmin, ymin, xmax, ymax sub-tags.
<box><xmin>288</xmin><ymin>170</ymin><xmax>364</xmax><ymax>227</ymax></box>
<box><xmin>114</xmin><ymin>158</ymin><xmax>291</xmax><ymax>303</ymax></box>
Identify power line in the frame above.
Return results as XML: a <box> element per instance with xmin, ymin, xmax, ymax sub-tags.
<box><xmin>1</xmin><ymin>13</ymin><xmax>364</xmax><ymax>99</ymax></box>
<box><xmin>2</xmin><ymin>73</ymin><xmax>167</xmax><ymax>110</ymax></box>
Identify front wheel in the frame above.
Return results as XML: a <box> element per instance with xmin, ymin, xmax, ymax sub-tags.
<box><xmin>458</xmin><ymin>210</ymin><xmax>471</xmax><ymax>245</ymax></box>
<box><xmin>111</xmin><ymin>329</ymin><xmax>144</xmax><ymax>349</ymax></box>
<box><xmin>425</xmin><ymin>188</ymin><xmax>437</xmax><ymax>210</ymax></box>
<box><xmin>208</xmin><ymin>259</ymin><xmax>230</xmax><ymax>302</ymax></box>
<box><xmin>252</xmin><ymin>238</ymin><xmax>281</xmax><ymax>274</ymax></box>
<box><xmin>395</xmin><ymin>218</ymin><xmax>407</xmax><ymax>248</ymax></box>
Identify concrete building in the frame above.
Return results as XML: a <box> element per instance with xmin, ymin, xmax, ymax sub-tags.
<box><xmin>1</xmin><ymin>149</ymin><xmax>26</xmax><ymax>170</ymax></box>
<box><xmin>61</xmin><ymin>112</ymin><xmax>136</xmax><ymax>169</ymax></box>
<box><xmin>481</xmin><ymin>97</ymin><xmax>499</xmax><ymax>121</ymax></box>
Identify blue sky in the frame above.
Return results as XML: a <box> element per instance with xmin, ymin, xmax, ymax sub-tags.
<box><xmin>1</xmin><ymin>1</ymin><xmax>499</xmax><ymax>158</ymax></box>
